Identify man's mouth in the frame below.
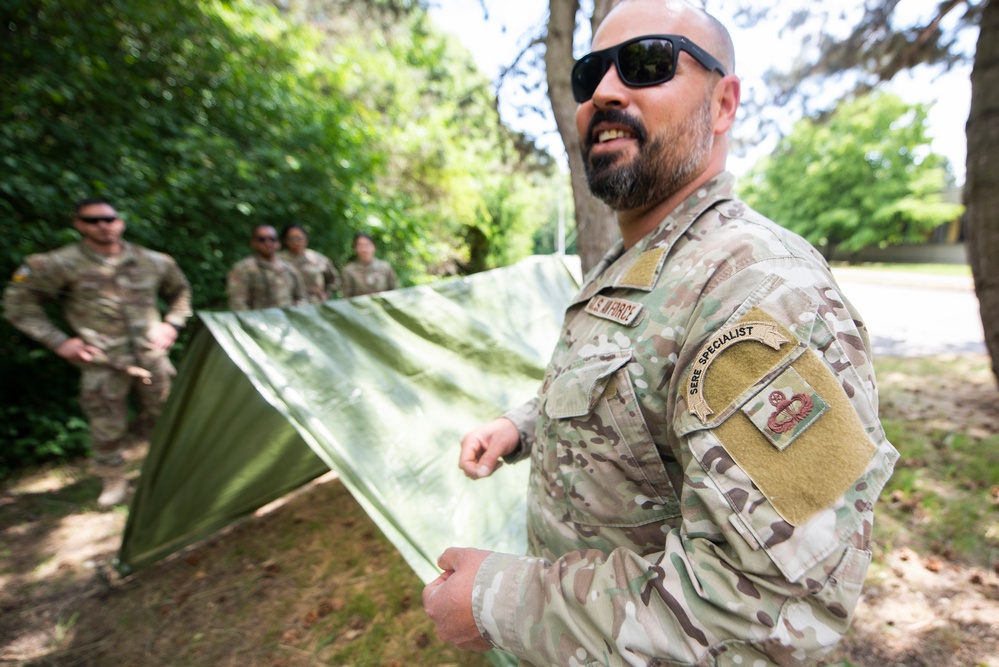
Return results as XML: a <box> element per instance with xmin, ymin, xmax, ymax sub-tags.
<box><xmin>597</xmin><ymin>129</ymin><xmax>635</xmax><ymax>143</ymax></box>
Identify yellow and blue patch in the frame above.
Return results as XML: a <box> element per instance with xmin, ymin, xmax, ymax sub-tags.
<box><xmin>12</xmin><ymin>265</ymin><xmax>32</xmax><ymax>283</ymax></box>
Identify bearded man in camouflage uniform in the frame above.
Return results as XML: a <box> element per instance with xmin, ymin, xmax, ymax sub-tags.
<box><xmin>226</xmin><ymin>224</ymin><xmax>305</xmax><ymax>310</ymax></box>
<box><xmin>423</xmin><ymin>1</ymin><xmax>898</xmax><ymax>664</ymax></box>
<box><xmin>4</xmin><ymin>198</ymin><xmax>191</xmax><ymax>506</ymax></box>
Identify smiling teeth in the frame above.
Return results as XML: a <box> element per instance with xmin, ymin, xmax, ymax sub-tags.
<box><xmin>598</xmin><ymin>129</ymin><xmax>633</xmax><ymax>143</ymax></box>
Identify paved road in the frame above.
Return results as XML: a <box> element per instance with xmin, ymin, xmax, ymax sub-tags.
<box><xmin>831</xmin><ymin>268</ymin><xmax>986</xmax><ymax>357</ymax></box>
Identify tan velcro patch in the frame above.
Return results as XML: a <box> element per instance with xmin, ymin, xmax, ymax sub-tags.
<box><xmin>619</xmin><ymin>246</ymin><xmax>666</xmax><ymax>288</ymax></box>
<box><xmin>716</xmin><ymin>349</ymin><xmax>875</xmax><ymax>525</ymax></box>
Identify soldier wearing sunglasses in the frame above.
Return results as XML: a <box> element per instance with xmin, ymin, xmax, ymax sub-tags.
<box><xmin>3</xmin><ymin>198</ymin><xmax>192</xmax><ymax>506</ymax></box>
<box><xmin>424</xmin><ymin>0</ymin><xmax>897</xmax><ymax>664</ymax></box>
<box><xmin>226</xmin><ymin>224</ymin><xmax>306</xmax><ymax>311</ymax></box>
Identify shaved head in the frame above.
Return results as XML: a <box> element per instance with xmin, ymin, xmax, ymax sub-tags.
<box><xmin>607</xmin><ymin>0</ymin><xmax>735</xmax><ymax>73</ymax></box>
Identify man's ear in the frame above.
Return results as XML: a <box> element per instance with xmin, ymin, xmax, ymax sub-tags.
<box><xmin>712</xmin><ymin>75</ymin><xmax>740</xmax><ymax>136</ymax></box>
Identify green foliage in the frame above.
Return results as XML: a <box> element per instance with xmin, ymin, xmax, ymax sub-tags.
<box><xmin>1</xmin><ymin>0</ymin><xmax>376</xmax><ymax>471</ymax></box>
<box><xmin>532</xmin><ymin>172</ymin><xmax>578</xmax><ymax>257</ymax></box>
<box><xmin>328</xmin><ymin>12</ymin><xmax>559</xmax><ymax>278</ymax></box>
<box><xmin>2</xmin><ymin>0</ymin><xmax>373</xmax><ymax>301</ymax></box>
<box><xmin>1</xmin><ymin>0</ymin><xmax>558</xmax><ymax>473</ymax></box>
<box><xmin>738</xmin><ymin>92</ymin><xmax>964</xmax><ymax>258</ymax></box>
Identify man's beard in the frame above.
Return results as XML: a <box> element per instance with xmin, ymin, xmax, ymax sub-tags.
<box><xmin>86</xmin><ymin>230</ymin><xmax>118</xmax><ymax>246</ymax></box>
<box><xmin>582</xmin><ymin>96</ymin><xmax>714</xmax><ymax>212</ymax></box>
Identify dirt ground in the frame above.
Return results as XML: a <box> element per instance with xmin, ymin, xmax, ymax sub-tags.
<box><xmin>2</xmin><ymin>354</ymin><xmax>998</xmax><ymax>666</ymax></box>
<box><xmin>0</xmin><ymin>463</ymin><xmax>489</xmax><ymax>667</ymax></box>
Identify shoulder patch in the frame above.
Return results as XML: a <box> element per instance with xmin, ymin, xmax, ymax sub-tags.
<box><xmin>741</xmin><ymin>366</ymin><xmax>829</xmax><ymax>450</ymax></box>
<box><xmin>687</xmin><ymin>311</ymin><xmax>794</xmax><ymax>422</ymax></box>
<box><xmin>12</xmin><ymin>265</ymin><xmax>32</xmax><ymax>283</ymax></box>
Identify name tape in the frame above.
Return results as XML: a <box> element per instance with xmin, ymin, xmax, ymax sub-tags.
<box><xmin>585</xmin><ymin>295</ymin><xmax>644</xmax><ymax>327</ymax></box>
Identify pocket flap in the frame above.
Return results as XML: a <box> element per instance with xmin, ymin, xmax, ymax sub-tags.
<box><xmin>544</xmin><ymin>351</ymin><xmax>634</xmax><ymax>419</ymax></box>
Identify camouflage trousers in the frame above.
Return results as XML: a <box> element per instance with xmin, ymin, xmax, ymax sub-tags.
<box><xmin>79</xmin><ymin>356</ymin><xmax>175</xmax><ymax>465</ymax></box>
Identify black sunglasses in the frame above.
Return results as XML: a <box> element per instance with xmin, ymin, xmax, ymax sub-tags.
<box><xmin>571</xmin><ymin>34</ymin><xmax>727</xmax><ymax>103</ymax></box>
<box><xmin>78</xmin><ymin>215</ymin><xmax>119</xmax><ymax>224</ymax></box>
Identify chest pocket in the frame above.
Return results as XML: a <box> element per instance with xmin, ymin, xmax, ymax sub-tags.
<box><xmin>541</xmin><ymin>351</ymin><xmax>680</xmax><ymax>529</ymax></box>
<box><xmin>116</xmin><ymin>268</ymin><xmax>159</xmax><ymax>304</ymax></box>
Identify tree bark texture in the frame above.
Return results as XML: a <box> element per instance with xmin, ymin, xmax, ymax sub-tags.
<box><xmin>546</xmin><ymin>0</ymin><xmax>620</xmax><ymax>275</ymax></box>
<box><xmin>966</xmin><ymin>0</ymin><xmax>999</xmax><ymax>385</ymax></box>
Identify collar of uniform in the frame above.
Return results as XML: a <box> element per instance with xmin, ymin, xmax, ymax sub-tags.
<box><xmin>283</xmin><ymin>248</ymin><xmax>315</xmax><ymax>261</ymax></box>
<box><xmin>570</xmin><ymin>172</ymin><xmax>736</xmax><ymax>306</ymax></box>
<box><xmin>255</xmin><ymin>256</ymin><xmax>289</xmax><ymax>272</ymax></box>
<box><xmin>78</xmin><ymin>240</ymin><xmax>137</xmax><ymax>265</ymax></box>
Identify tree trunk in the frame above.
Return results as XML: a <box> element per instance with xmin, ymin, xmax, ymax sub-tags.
<box><xmin>546</xmin><ymin>0</ymin><xmax>619</xmax><ymax>275</ymax></box>
<box><xmin>966</xmin><ymin>0</ymin><xmax>999</xmax><ymax>386</ymax></box>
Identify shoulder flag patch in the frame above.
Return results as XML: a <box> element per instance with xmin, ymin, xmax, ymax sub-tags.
<box><xmin>12</xmin><ymin>265</ymin><xmax>32</xmax><ymax>283</ymax></box>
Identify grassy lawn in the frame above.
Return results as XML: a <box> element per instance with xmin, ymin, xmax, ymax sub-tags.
<box><xmin>872</xmin><ymin>355</ymin><xmax>998</xmax><ymax>568</ymax></box>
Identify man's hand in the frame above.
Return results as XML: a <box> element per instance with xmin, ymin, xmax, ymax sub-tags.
<box><xmin>422</xmin><ymin>547</ymin><xmax>494</xmax><ymax>652</ymax></box>
<box><xmin>149</xmin><ymin>322</ymin><xmax>179</xmax><ymax>351</ymax></box>
<box><xmin>459</xmin><ymin>417</ymin><xmax>520</xmax><ymax>479</ymax></box>
<box><xmin>55</xmin><ymin>337</ymin><xmax>104</xmax><ymax>364</ymax></box>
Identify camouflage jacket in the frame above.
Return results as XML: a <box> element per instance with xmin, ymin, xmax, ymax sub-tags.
<box><xmin>474</xmin><ymin>173</ymin><xmax>899</xmax><ymax>666</ymax></box>
<box><xmin>341</xmin><ymin>258</ymin><xmax>397</xmax><ymax>298</ymax></box>
<box><xmin>3</xmin><ymin>241</ymin><xmax>191</xmax><ymax>364</ymax></box>
<box><xmin>280</xmin><ymin>248</ymin><xmax>341</xmax><ymax>304</ymax></box>
<box><xmin>226</xmin><ymin>256</ymin><xmax>304</xmax><ymax>311</ymax></box>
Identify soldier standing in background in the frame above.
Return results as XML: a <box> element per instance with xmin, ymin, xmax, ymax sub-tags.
<box><xmin>423</xmin><ymin>0</ymin><xmax>898</xmax><ymax>664</ymax></box>
<box><xmin>226</xmin><ymin>224</ymin><xmax>305</xmax><ymax>311</ymax></box>
<box><xmin>3</xmin><ymin>198</ymin><xmax>192</xmax><ymax>506</ymax></box>
<box><xmin>341</xmin><ymin>232</ymin><xmax>397</xmax><ymax>298</ymax></box>
<box><xmin>279</xmin><ymin>224</ymin><xmax>340</xmax><ymax>304</ymax></box>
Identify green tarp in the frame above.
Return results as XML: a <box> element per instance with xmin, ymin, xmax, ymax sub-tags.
<box><xmin>117</xmin><ymin>255</ymin><xmax>580</xmax><ymax>594</ymax></box>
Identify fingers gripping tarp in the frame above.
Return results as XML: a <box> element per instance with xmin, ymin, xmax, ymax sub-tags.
<box><xmin>117</xmin><ymin>256</ymin><xmax>579</xmax><ymax>600</ymax></box>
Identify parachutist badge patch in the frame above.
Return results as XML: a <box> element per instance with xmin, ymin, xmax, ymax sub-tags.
<box><xmin>742</xmin><ymin>366</ymin><xmax>829</xmax><ymax>450</ymax></box>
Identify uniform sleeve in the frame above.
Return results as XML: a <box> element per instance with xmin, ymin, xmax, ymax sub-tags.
<box><xmin>289</xmin><ymin>265</ymin><xmax>306</xmax><ymax>306</ymax></box>
<box><xmin>500</xmin><ymin>397</ymin><xmax>539</xmax><ymax>464</ymax></box>
<box><xmin>2</xmin><ymin>256</ymin><xmax>71</xmax><ymax>351</ymax></box>
<box><xmin>324</xmin><ymin>257</ymin><xmax>341</xmax><ymax>296</ymax></box>
<box><xmin>226</xmin><ymin>264</ymin><xmax>250</xmax><ymax>311</ymax></box>
<box><xmin>159</xmin><ymin>256</ymin><xmax>192</xmax><ymax>327</ymax></box>
<box><xmin>472</xmin><ymin>267</ymin><xmax>898</xmax><ymax>666</ymax></box>
<box><xmin>342</xmin><ymin>267</ymin><xmax>357</xmax><ymax>298</ymax></box>
<box><xmin>387</xmin><ymin>265</ymin><xmax>398</xmax><ymax>291</ymax></box>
